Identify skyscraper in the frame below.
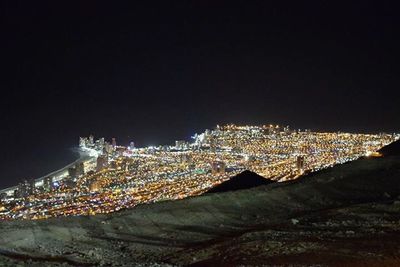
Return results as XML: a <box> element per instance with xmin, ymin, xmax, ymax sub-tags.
<box><xmin>296</xmin><ymin>156</ymin><xmax>305</xmax><ymax>174</ymax></box>
<box><xmin>43</xmin><ymin>176</ymin><xmax>53</xmax><ymax>192</ymax></box>
<box><xmin>112</xmin><ymin>138</ymin><xmax>117</xmax><ymax>148</ymax></box>
<box><xmin>96</xmin><ymin>155</ymin><xmax>108</xmax><ymax>172</ymax></box>
<box><xmin>68</xmin><ymin>167</ymin><xmax>77</xmax><ymax>179</ymax></box>
<box><xmin>89</xmin><ymin>135</ymin><xmax>94</xmax><ymax>146</ymax></box>
<box><xmin>76</xmin><ymin>162</ymin><xmax>85</xmax><ymax>176</ymax></box>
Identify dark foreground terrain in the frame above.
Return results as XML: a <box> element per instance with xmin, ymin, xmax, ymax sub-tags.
<box><xmin>0</xmin><ymin>145</ymin><xmax>400</xmax><ymax>266</ymax></box>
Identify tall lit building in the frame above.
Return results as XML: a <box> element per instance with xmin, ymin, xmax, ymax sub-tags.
<box><xmin>0</xmin><ymin>192</ymin><xmax>7</xmax><ymax>201</ymax></box>
<box><xmin>95</xmin><ymin>138</ymin><xmax>105</xmax><ymax>150</ymax></box>
<box><xmin>175</xmin><ymin>140</ymin><xmax>185</xmax><ymax>149</ymax></box>
<box><xmin>96</xmin><ymin>155</ymin><xmax>108</xmax><ymax>172</ymax></box>
<box><xmin>89</xmin><ymin>135</ymin><xmax>94</xmax><ymax>146</ymax></box>
<box><xmin>79</xmin><ymin>137</ymin><xmax>87</xmax><ymax>148</ymax></box>
<box><xmin>296</xmin><ymin>156</ymin><xmax>305</xmax><ymax>174</ymax></box>
<box><xmin>209</xmin><ymin>136</ymin><xmax>216</xmax><ymax>152</ymax></box>
<box><xmin>76</xmin><ymin>162</ymin><xmax>85</xmax><ymax>176</ymax></box>
<box><xmin>103</xmin><ymin>142</ymin><xmax>112</xmax><ymax>154</ymax></box>
<box><xmin>112</xmin><ymin>138</ymin><xmax>117</xmax><ymax>148</ymax></box>
<box><xmin>16</xmin><ymin>180</ymin><xmax>32</xmax><ymax>198</ymax></box>
<box><xmin>43</xmin><ymin>176</ymin><xmax>53</xmax><ymax>192</ymax></box>
<box><xmin>68</xmin><ymin>167</ymin><xmax>77</xmax><ymax>179</ymax></box>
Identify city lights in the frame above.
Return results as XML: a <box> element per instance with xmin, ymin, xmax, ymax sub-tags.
<box><xmin>0</xmin><ymin>124</ymin><xmax>398</xmax><ymax>221</ymax></box>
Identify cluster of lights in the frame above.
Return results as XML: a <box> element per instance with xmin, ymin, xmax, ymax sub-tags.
<box><xmin>0</xmin><ymin>124</ymin><xmax>397</xmax><ymax>220</ymax></box>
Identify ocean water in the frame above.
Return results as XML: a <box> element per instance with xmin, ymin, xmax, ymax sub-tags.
<box><xmin>0</xmin><ymin>123</ymin><xmax>204</xmax><ymax>190</ymax></box>
<box><xmin>0</xmin><ymin>144</ymin><xmax>80</xmax><ymax>190</ymax></box>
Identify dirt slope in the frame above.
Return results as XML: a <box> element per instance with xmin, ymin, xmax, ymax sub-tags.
<box><xmin>0</xmin><ymin>149</ymin><xmax>400</xmax><ymax>266</ymax></box>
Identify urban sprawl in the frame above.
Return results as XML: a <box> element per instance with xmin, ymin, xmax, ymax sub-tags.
<box><xmin>0</xmin><ymin>124</ymin><xmax>398</xmax><ymax>220</ymax></box>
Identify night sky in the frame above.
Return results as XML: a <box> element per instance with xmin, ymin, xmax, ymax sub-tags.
<box><xmin>1</xmin><ymin>1</ymin><xmax>400</xmax><ymax>187</ymax></box>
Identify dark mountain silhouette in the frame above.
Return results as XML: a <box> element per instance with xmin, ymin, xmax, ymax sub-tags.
<box><xmin>378</xmin><ymin>139</ymin><xmax>400</xmax><ymax>156</ymax></box>
<box><xmin>205</xmin><ymin>170</ymin><xmax>275</xmax><ymax>194</ymax></box>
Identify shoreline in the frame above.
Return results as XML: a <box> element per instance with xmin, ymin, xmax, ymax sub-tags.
<box><xmin>0</xmin><ymin>147</ymin><xmax>93</xmax><ymax>194</ymax></box>
<box><xmin>34</xmin><ymin>147</ymin><xmax>91</xmax><ymax>182</ymax></box>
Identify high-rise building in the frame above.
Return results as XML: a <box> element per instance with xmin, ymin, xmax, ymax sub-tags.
<box><xmin>16</xmin><ymin>180</ymin><xmax>32</xmax><ymax>198</ymax></box>
<box><xmin>175</xmin><ymin>140</ymin><xmax>186</xmax><ymax>149</ymax></box>
<box><xmin>43</xmin><ymin>176</ymin><xmax>53</xmax><ymax>192</ymax></box>
<box><xmin>99</xmin><ymin>137</ymin><xmax>105</xmax><ymax>145</ymax></box>
<box><xmin>95</xmin><ymin>138</ymin><xmax>105</xmax><ymax>150</ymax></box>
<box><xmin>68</xmin><ymin>167</ymin><xmax>77</xmax><ymax>179</ymax></box>
<box><xmin>96</xmin><ymin>155</ymin><xmax>108</xmax><ymax>172</ymax></box>
<box><xmin>103</xmin><ymin>142</ymin><xmax>111</xmax><ymax>154</ymax></box>
<box><xmin>296</xmin><ymin>156</ymin><xmax>305</xmax><ymax>174</ymax></box>
<box><xmin>209</xmin><ymin>136</ymin><xmax>216</xmax><ymax>152</ymax></box>
<box><xmin>112</xmin><ymin>138</ymin><xmax>117</xmax><ymax>148</ymax></box>
<box><xmin>129</xmin><ymin>141</ymin><xmax>135</xmax><ymax>149</ymax></box>
<box><xmin>89</xmin><ymin>135</ymin><xmax>94</xmax><ymax>146</ymax></box>
<box><xmin>0</xmin><ymin>192</ymin><xmax>7</xmax><ymax>201</ymax></box>
<box><xmin>30</xmin><ymin>180</ymin><xmax>36</xmax><ymax>195</ymax></box>
<box><xmin>76</xmin><ymin>162</ymin><xmax>85</xmax><ymax>176</ymax></box>
<box><xmin>79</xmin><ymin>137</ymin><xmax>88</xmax><ymax>148</ymax></box>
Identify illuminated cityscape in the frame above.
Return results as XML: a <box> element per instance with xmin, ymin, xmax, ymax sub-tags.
<box><xmin>0</xmin><ymin>124</ymin><xmax>398</xmax><ymax>220</ymax></box>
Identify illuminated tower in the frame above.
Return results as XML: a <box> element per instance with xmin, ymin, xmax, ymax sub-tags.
<box><xmin>112</xmin><ymin>138</ymin><xmax>117</xmax><ymax>149</ymax></box>
<box><xmin>89</xmin><ymin>135</ymin><xmax>94</xmax><ymax>146</ymax></box>
<box><xmin>76</xmin><ymin>162</ymin><xmax>85</xmax><ymax>176</ymax></box>
<box><xmin>95</xmin><ymin>138</ymin><xmax>105</xmax><ymax>150</ymax></box>
<box><xmin>96</xmin><ymin>155</ymin><xmax>108</xmax><ymax>172</ymax></box>
<box><xmin>296</xmin><ymin>156</ymin><xmax>305</xmax><ymax>174</ymax></box>
<box><xmin>79</xmin><ymin>137</ymin><xmax>89</xmax><ymax>148</ymax></box>
<box><xmin>29</xmin><ymin>179</ymin><xmax>36</xmax><ymax>195</ymax></box>
<box><xmin>0</xmin><ymin>192</ymin><xmax>7</xmax><ymax>202</ymax></box>
<box><xmin>175</xmin><ymin>140</ymin><xmax>185</xmax><ymax>150</ymax></box>
<box><xmin>68</xmin><ymin>167</ymin><xmax>77</xmax><ymax>179</ymax></box>
<box><xmin>17</xmin><ymin>180</ymin><xmax>28</xmax><ymax>198</ymax></box>
<box><xmin>43</xmin><ymin>176</ymin><xmax>53</xmax><ymax>192</ymax></box>
<box><xmin>129</xmin><ymin>141</ymin><xmax>135</xmax><ymax>149</ymax></box>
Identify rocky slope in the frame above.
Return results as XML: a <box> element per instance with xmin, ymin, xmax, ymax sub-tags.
<box><xmin>0</xmin><ymin>143</ymin><xmax>400</xmax><ymax>266</ymax></box>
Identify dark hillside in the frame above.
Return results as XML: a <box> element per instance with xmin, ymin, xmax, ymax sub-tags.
<box><xmin>378</xmin><ymin>139</ymin><xmax>400</xmax><ymax>156</ymax></box>
<box><xmin>0</xmin><ymin>152</ymin><xmax>400</xmax><ymax>266</ymax></box>
<box><xmin>205</xmin><ymin>170</ymin><xmax>275</xmax><ymax>194</ymax></box>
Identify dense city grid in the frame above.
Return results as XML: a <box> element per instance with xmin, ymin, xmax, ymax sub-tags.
<box><xmin>0</xmin><ymin>124</ymin><xmax>398</xmax><ymax>220</ymax></box>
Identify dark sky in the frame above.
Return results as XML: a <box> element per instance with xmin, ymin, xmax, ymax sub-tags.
<box><xmin>1</xmin><ymin>1</ymin><xmax>400</xmax><ymax>186</ymax></box>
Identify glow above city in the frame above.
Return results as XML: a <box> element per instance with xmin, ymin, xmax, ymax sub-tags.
<box><xmin>0</xmin><ymin>124</ymin><xmax>398</xmax><ymax>220</ymax></box>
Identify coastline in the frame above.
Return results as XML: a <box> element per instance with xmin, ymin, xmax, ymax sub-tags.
<box><xmin>0</xmin><ymin>147</ymin><xmax>93</xmax><ymax>195</ymax></box>
<box><xmin>34</xmin><ymin>147</ymin><xmax>91</xmax><ymax>182</ymax></box>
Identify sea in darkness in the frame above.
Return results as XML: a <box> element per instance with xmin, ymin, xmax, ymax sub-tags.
<box><xmin>0</xmin><ymin>142</ymin><xmax>80</xmax><ymax>190</ymax></box>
